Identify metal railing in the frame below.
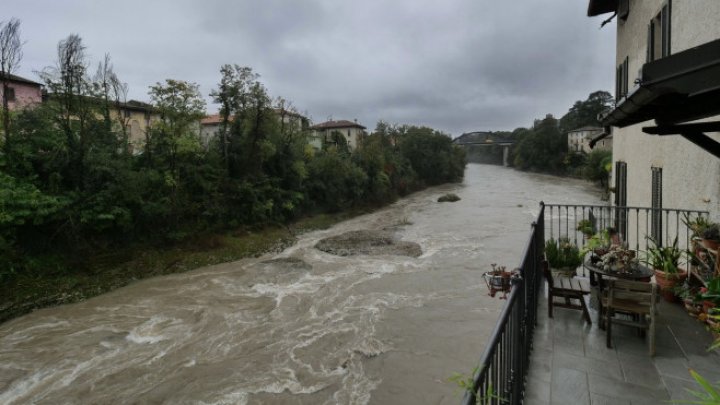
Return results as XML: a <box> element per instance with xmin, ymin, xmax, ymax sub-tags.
<box><xmin>462</xmin><ymin>203</ymin><xmax>545</xmax><ymax>405</ymax></box>
<box><xmin>544</xmin><ymin>203</ymin><xmax>708</xmax><ymax>275</ymax></box>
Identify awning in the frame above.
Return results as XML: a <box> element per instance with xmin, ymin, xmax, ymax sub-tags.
<box><xmin>587</xmin><ymin>0</ymin><xmax>618</xmax><ymax>17</ymax></box>
<box><xmin>600</xmin><ymin>38</ymin><xmax>720</xmax><ymax>128</ymax></box>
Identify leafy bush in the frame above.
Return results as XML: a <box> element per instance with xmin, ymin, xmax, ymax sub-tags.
<box><xmin>545</xmin><ymin>238</ymin><xmax>582</xmax><ymax>269</ymax></box>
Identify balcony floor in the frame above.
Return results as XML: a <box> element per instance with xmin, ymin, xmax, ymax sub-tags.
<box><xmin>525</xmin><ymin>280</ymin><xmax>720</xmax><ymax>404</ymax></box>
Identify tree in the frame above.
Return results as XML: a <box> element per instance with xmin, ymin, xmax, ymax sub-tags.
<box><xmin>513</xmin><ymin>115</ymin><xmax>566</xmax><ymax>173</ymax></box>
<box><xmin>582</xmin><ymin>149</ymin><xmax>612</xmax><ymax>188</ymax></box>
<box><xmin>38</xmin><ymin>34</ymin><xmax>98</xmax><ymax>190</ymax></box>
<box><xmin>148</xmin><ymin>79</ymin><xmax>207</xmax><ymax>228</ymax></box>
<box><xmin>559</xmin><ymin>90</ymin><xmax>613</xmax><ymax>133</ymax></box>
<box><xmin>0</xmin><ymin>18</ymin><xmax>23</xmax><ymax>154</ymax></box>
<box><xmin>209</xmin><ymin>64</ymin><xmax>257</xmax><ymax>166</ymax></box>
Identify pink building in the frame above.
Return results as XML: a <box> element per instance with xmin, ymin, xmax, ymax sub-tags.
<box><xmin>0</xmin><ymin>73</ymin><xmax>43</xmax><ymax>111</ymax></box>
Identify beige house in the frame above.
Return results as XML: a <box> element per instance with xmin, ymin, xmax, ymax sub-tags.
<box><xmin>109</xmin><ymin>100</ymin><xmax>162</xmax><ymax>154</ymax></box>
<box><xmin>588</xmin><ymin>0</ymin><xmax>720</xmax><ymax>224</ymax></box>
<box><xmin>568</xmin><ymin>126</ymin><xmax>605</xmax><ymax>153</ymax></box>
<box><xmin>200</xmin><ymin>108</ymin><xmax>309</xmax><ymax>148</ymax></box>
<box><xmin>310</xmin><ymin>119</ymin><xmax>366</xmax><ymax>151</ymax></box>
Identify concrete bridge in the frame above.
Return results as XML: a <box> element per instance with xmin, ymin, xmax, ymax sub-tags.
<box><xmin>453</xmin><ymin>131</ymin><xmax>515</xmax><ymax>166</ymax></box>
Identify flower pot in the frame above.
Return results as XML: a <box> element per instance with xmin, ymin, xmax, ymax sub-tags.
<box><xmin>703</xmin><ymin>300</ymin><xmax>716</xmax><ymax>315</ymax></box>
<box><xmin>702</xmin><ymin>238</ymin><xmax>720</xmax><ymax>250</ymax></box>
<box><xmin>654</xmin><ymin>269</ymin><xmax>688</xmax><ymax>303</ymax></box>
<box><xmin>551</xmin><ymin>266</ymin><xmax>577</xmax><ymax>278</ymax></box>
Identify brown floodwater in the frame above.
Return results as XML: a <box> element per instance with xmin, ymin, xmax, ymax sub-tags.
<box><xmin>0</xmin><ymin>164</ymin><xmax>602</xmax><ymax>404</ymax></box>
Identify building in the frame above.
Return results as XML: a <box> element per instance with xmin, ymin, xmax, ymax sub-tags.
<box><xmin>199</xmin><ymin>114</ymin><xmax>225</xmax><ymax>147</ymax></box>
<box><xmin>199</xmin><ymin>109</ymin><xmax>309</xmax><ymax>149</ymax></box>
<box><xmin>0</xmin><ymin>73</ymin><xmax>43</xmax><ymax>111</ymax></box>
<box><xmin>588</xmin><ymin>0</ymin><xmax>720</xmax><ymax>224</ymax></box>
<box><xmin>310</xmin><ymin>119</ymin><xmax>366</xmax><ymax>151</ymax></box>
<box><xmin>567</xmin><ymin>126</ymin><xmax>608</xmax><ymax>153</ymax></box>
<box><xmin>109</xmin><ymin>100</ymin><xmax>161</xmax><ymax>154</ymax></box>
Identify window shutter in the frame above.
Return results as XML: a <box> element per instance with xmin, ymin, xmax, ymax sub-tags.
<box><xmin>614</xmin><ymin>161</ymin><xmax>628</xmax><ymax>238</ymax></box>
<box><xmin>651</xmin><ymin>167</ymin><xmax>663</xmax><ymax>244</ymax></box>
<box><xmin>661</xmin><ymin>4</ymin><xmax>670</xmax><ymax>57</ymax></box>
<box><xmin>647</xmin><ymin>23</ymin><xmax>654</xmax><ymax>62</ymax></box>
<box><xmin>623</xmin><ymin>57</ymin><xmax>629</xmax><ymax>96</ymax></box>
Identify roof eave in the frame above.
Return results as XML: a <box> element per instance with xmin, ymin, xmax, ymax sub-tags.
<box><xmin>587</xmin><ymin>0</ymin><xmax>618</xmax><ymax>17</ymax></box>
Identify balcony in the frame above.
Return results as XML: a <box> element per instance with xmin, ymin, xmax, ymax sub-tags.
<box><xmin>462</xmin><ymin>203</ymin><xmax>719</xmax><ymax>404</ymax></box>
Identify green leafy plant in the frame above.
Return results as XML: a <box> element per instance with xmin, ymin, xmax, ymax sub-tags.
<box><xmin>703</xmin><ymin>224</ymin><xmax>720</xmax><ymax>243</ymax></box>
<box><xmin>545</xmin><ymin>238</ymin><xmax>582</xmax><ymax>269</ymax></box>
<box><xmin>448</xmin><ymin>367</ymin><xmax>507</xmax><ymax>404</ymax></box>
<box><xmin>683</xmin><ymin>213</ymin><xmax>712</xmax><ymax>239</ymax></box>
<box><xmin>576</xmin><ymin>219</ymin><xmax>594</xmax><ymax>236</ymax></box>
<box><xmin>699</xmin><ymin>278</ymin><xmax>720</xmax><ymax>306</ymax></box>
<box><xmin>644</xmin><ymin>236</ymin><xmax>683</xmax><ymax>274</ymax></box>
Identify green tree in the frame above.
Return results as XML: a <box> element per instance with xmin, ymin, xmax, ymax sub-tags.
<box><xmin>559</xmin><ymin>90</ymin><xmax>613</xmax><ymax>133</ymax></box>
<box><xmin>513</xmin><ymin>115</ymin><xmax>566</xmax><ymax>173</ymax></box>
<box><xmin>0</xmin><ymin>17</ymin><xmax>23</xmax><ymax>155</ymax></box>
<box><xmin>582</xmin><ymin>149</ymin><xmax>612</xmax><ymax>188</ymax></box>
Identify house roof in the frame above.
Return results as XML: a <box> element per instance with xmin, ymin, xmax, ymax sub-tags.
<box><xmin>587</xmin><ymin>0</ymin><xmax>617</xmax><ymax>17</ymax></box>
<box><xmin>0</xmin><ymin>72</ymin><xmax>42</xmax><ymax>86</ymax></box>
<box><xmin>120</xmin><ymin>99</ymin><xmax>156</xmax><ymax>113</ymax></box>
<box><xmin>568</xmin><ymin>126</ymin><xmax>602</xmax><ymax>133</ymax></box>
<box><xmin>310</xmin><ymin>120</ymin><xmax>366</xmax><ymax>130</ymax></box>
<box><xmin>273</xmin><ymin>108</ymin><xmax>306</xmax><ymax>120</ymax></box>
<box><xmin>201</xmin><ymin>114</ymin><xmax>235</xmax><ymax>125</ymax></box>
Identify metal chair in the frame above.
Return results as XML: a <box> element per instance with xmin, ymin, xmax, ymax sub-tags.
<box><xmin>605</xmin><ymin>279</ymin><xmax>658</xmax><ymax>356</ymax></box>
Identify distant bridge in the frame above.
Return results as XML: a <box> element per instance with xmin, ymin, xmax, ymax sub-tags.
<box><xmin>455</xmin><ymin>139</ymin><xmax>515</xmax><ymax>167</ymax></box>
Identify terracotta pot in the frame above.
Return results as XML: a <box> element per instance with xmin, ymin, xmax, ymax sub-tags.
<box><xmin>702</xmin><ymin>239</ymin><xmax>720</xmax><ymax>250</ymax></box>
<box><xmin>654</xmin><ymin>269</ymin><xmax>688</xmax><ymax>303</ymax></box>
<box><xmin>703</xmin><ymin>300</ymin><xmax>716</xmax><ymax>315</ymax></box>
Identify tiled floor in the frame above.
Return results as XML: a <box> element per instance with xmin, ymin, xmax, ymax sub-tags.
<box><xmin>524</xmin><ymin>281</ymin><xmax>720</xmax><ymax>404</ymax></box>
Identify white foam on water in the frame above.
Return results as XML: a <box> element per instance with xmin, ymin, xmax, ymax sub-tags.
<box><xmin>125</xmin><ymin>315</ymin><xmax>177</xmax><ymax>344</ymax></box>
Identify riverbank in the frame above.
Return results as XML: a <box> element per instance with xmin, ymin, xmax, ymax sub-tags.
<box><xmin>0</xmin><ymin>210</ymin><xmax>368</xmax><ymax>324</ymax></box>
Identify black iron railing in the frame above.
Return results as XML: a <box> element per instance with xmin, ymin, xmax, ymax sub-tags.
<box><xmin>544</xmin><ymin>204</ymin><xmax>708</xmax><ymax>275</ymax></box>
<box><xmin>462</xmin><ymin>203</ymin><xmax>545</xmax><ymax>405</ymax></box>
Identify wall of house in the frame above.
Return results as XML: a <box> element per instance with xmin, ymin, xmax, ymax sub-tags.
<box><xmin>0</xmin><ymin>82</ymin><xmax>42</xmax><ymax>111</ymax></box>
<box><xmin>108</xmin><ymin>108</ymin><xmax>161</xmax><ymax>154</ymax></box>
<box><xmin>612</xmin><ymin>0</ymin><xmax>720</xmax><ymax>223</ymax></box>
<box><xmin>313</xmin><ymin>126</ymin><xmax>365</xmax><ymax>150</ymax></box>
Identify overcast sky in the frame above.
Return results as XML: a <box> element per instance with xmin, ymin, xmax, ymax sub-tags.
<box><xmin>6</xmin><ymin>0</ymin><xmax>615</xmax><ymax>136</ymax></box>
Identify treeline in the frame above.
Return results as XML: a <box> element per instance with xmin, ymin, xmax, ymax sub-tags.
<box><xmin>492</xmin><ymin>91</ymin><xmax>614</xmax><ymax>185</ymax></box>
<box><xmin>0</xmin><ymin>34</ymin><xmax>465</xmax><ymax>278</ymax></box>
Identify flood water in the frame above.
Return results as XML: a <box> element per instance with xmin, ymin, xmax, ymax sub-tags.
<box><xmin>0</xmin><ymin>164</ymin><xmax>603</xmax><ymax>404</ymax></box>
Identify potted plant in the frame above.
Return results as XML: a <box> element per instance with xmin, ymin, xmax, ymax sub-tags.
<box><xmin>545</xmin><ymin>238</ymin><xmax>582</xmax><ymax>277</ymax></box>
<box><xmin>580</xmin><ymin>228</ymin><xmax>611</xmax><ymax>263</ymax></box>
<box><xmin>598</xmin><ymin>245</ymin><xmax>639</xmax><ymax>275</ymax></box>
<box><xmin>682</xmin><ymin>213</ymin><xmax>711</xmax><ymax>239</ymax></box>
<box><xmin>576</xmin><ymin>219</ymin><xmax>594</xmax><ymax>238</ymax></box>
<box><xmin>482</xmin><ymin>263</ymin><xmax>515</xmax><ymax>299</ymax></box>
<box><xmin>644</xmin><ymin>236</ymin><xmax>687</xmax><ymax>302</ymax></box>
<box><xmin>698</xmin><ymin>277</ymin><xmax>720</xmax><ymax>315</ymax></box>
<box><xmin>702</xmin><ymin>223</ymin><xmax>720</xmax><ymax>250</ymax></box>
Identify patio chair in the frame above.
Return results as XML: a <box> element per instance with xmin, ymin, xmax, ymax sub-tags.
<box><xmin>543</xmin><ymin>261</ymin><xmax>591</xmax><ymax>324</ymax></box>
<box><xmin>605</xmin><ymin>279</ymin><xmax>658</xmax><ymax>356</ymax></box>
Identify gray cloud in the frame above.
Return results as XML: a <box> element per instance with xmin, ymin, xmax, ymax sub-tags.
<box><xmin>5</xmin><ymin>0</ymin><xmax>615</xmax><ymax>136</ymax></box>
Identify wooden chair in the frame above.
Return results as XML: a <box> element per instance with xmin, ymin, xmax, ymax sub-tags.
<box><xmin>543</xmin><ymin>261</ymin><xmax>591</xmax><ymax>324</ymax></box>
<box><xmin>605</xmin><ymin>279</ymin><xmax>658</xmax><ymax>356</ymax></box>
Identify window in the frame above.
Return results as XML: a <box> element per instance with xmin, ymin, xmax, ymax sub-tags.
<box><xmin>616</xmin><ymin>57</ymin><xmax>629</xmax><ymax>101</ymax></box>
<box><xmin>651</xmin><ymin>167</ymin><xmax>663</xmax><ymax>244</ymax></box>
<box><xmin>615</xmin><ymin>161</ymin><xmax>628</xmax><ymax>238</ymax></box>
<box><xmin>4</xmin><ymin>87</ymin><xmax>15</xmax><ymax>102</ymax></box>
<box><xmin>647</xmin><ymin>3</ymin><xmax>671</xmax><ymax>62</ymax></box>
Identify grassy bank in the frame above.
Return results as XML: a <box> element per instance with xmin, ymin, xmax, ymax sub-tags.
<box><xmin>0</xmin><ymin>210</ymin><xmax>364</xmax><ymax>324</ymax></box>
